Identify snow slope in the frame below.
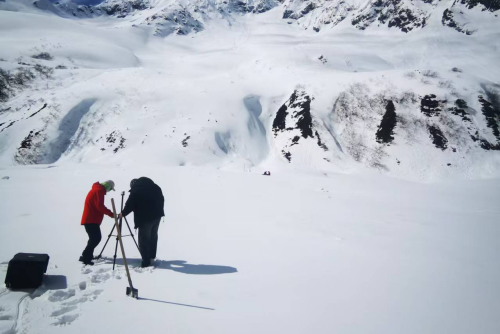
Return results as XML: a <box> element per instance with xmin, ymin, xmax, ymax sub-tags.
<box><xmin>0</xmin><ymin>165</ymin><xmax>499</xmax><ymax>334</ymax></box>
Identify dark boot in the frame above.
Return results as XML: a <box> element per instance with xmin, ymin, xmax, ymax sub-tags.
<box><xmin>79</xmin><ymin>256</ymin><xmax>94</xmax><ymax>266</ymax></box>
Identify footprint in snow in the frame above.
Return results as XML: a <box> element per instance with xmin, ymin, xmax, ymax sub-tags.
<box><xmin>52</xmin><ymin>314</ymin><xmax>79</xmax><ymax>326</ymax></box>
<box><xmin>91</xmin><ymin>272</ymin><xmax>111</xmax><ymax>283</ymax></box>
<box><xmin>133</xmin><ymin>266</ymin><xmax>154</xmax><ymax>274</ymax></box>
<box><xmin>49</xmin><ymin>289</ymin><xmax>103</xmax><ymax>327</ymax></box>
<box><xmin>62</xmin><ymin>297</ymin><xmax>88</xmax><ymax>307</ymax></box>
<box><xmin>50</xmin><ymin>306</ymin><xmax>77</xmax><ymax>317</ymax></box>
<box><xmin>48</xmin><ymin>289</ymin><xmax>76</xmax><ymax>302</ymax></box>
<box><xmin>84</xmin><ymin>289</ymin><xmax>103</xmax><ymax>301</ymax></box>
<box><xmin>81</xmin><ymin>268</ymin><xmax>92</xmax><ymax>274</ymax></box>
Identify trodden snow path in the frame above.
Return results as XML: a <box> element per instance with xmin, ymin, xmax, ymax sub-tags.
<box><xmin>0</xmin><ymin>164</ymin><xmax>499</xmax><ymax>334</ymax></box>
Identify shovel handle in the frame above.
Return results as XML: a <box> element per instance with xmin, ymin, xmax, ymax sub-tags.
<box><xmin>111</xmin><ymin>198</ymin><xmax>135</xmax><ymax>292</ymax></box>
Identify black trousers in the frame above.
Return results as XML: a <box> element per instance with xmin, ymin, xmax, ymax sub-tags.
<box><xmin>82</xmin><ymin>224</ymin><xmax>102</xmax><ymax>262</ymax></box>
<box><xmin>138</xmin><ymin>218</ymin><xmax>161</xmax><ymax>265</ymax></box>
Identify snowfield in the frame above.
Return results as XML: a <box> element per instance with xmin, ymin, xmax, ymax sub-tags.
<box><xmin>0</xmin><ymin>0</ymin><xmax>499</xmax><ymax>333</ymax></box>
<box><xmin>1</xmin><ymin>165</ymin><xmax>499</xmax><ymax>334</ymax></box>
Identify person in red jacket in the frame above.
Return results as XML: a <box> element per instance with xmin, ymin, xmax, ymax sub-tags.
<box><xmin>79</xmin><ymin>180</ymin><xmax>115</xmax><ymax>265</ymax></box>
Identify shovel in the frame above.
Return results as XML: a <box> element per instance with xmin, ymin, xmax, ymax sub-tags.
<box><xmin>111</xmin><ymin>198</ymin><xmax>139</xmax><ymax>299</ymax></box>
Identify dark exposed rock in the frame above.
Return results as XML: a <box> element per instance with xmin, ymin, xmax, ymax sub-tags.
<box><xmin>273</xmin><ymin>104</ymin><xmax>288</xmax><ymax>135</ymax></box>
<box><xmin>289</xmin><ymin>91</ymin><xmax>313</xmax><ymax>139</ymax></box>
<box><xmin>281</xmin><ymin>0</ymin><xmax>352</xmax><ymax>31</ymax></box>
<box><xmin>352</xmin><ymin>0</ymin><xmax>429</xmax><ymax>33</ymax></box>
<box><xmin>0</xmin><ymin>120</ymin><xmax>16</xmax><ymax>133</ymax></box>
<box><xmin>283</xmin><ymin>2</ymin><xmax>316</xmax><ymax>19</ymax></box>
<box><xmin>273</xmin><ymin>89</ymin><xmax>332</xmax><ymax>161</ymax></box>
<box><xmin>442</xmin><ymin>9</ymin><xmax>475</xmax><ymax>35</ymax></box>
<box><xmin>315</xmin><ymin>131</ymin><xmax>328</xmax><ymax>151</ymax></box>
<box><xmin>19</xmin><ymin>130</ymin><xmax>40</xmax><ymax>149</ymax></box>
<box><xmin>421</xmin><ymin>94</ymin><xmax>442</xmax><ymax>117</ymax></box>
<box><xmin>450</xmin><ymin>107</ymin><xmax>471</xmax><ymax>122</ymax></box>
<box><xmin>449</xmin><ymin>100</ymin><xmax>471</xmax><ymax>122</ymax></box>
<box><xmin>282</xmin><ymin>150</ymin><xmax>291</xmax><ymax>162</ymax></box>
<box><xmin>480</xmin><ymin>139</ymin><xmax>500</xmax><ymax>150</ymax></box>
<box><xmin>51</xmin><ymin>0</ymin><xmax>278</xmax><ymax>37</ymax></box>
<box><xmin>283</xmin><ymin>9</ymin><xmax>293</xmax><ymax>19</ymax></box>
<box><xmin>146</xmin><ymin>8</ymin><xmax>204</xmax><ymax>36</ymax></box>
<box><xmin>182</xmin><ymin>135</ymin><xmax>191</xmax><ymax>147</ymax></box>
<box><xmin>15</xmin><ymin>128</ymin><xmax>45</xmax><ymax>164</ymax></box>
<box><xmin>27</xmin><ymin>103</ymin><xmax>47</xmax><ymax>119</ymax></box>
<box><xmin>273</xmin><ymin>90</ymin><xmax>313</xmax><ymax>139</ymax></box>
<box><xmin>479</xmin><ymin>95</ymin><xmax>500</xmax><ymax>141</ymax></box>
<box><xmin>376</xmin><ymin>100</ymin><xmax>397</xmax><ymax>144</ymax></box>
<box><xmin>455</xmin><ymin>99</ymin><xmax>468</xmax><ymax>109</ymax></box>
<box><xmin>459</xmin><ymin>0</ymin><xmax>500</xmax><ymax>11</ymax></box>
<box><xmin>99</xmin><ymin>130</ymin><xmax>126</xmax><ymax>153</ymax></box>
<box><xmin>31</xmin><ymin>52</ymin><xmax>53</xmax><ymax>61</ymax></box>
<box><xmin>428</xmin><ymin>125</ymin><xmax>448</xmax><ymax>150</ymax></box>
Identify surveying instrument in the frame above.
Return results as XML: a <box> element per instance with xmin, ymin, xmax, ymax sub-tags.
<box><xmin>96</xmin><ymin>191</ymin><xmax>140</xmax><ymax>270</ymax></box>
<box><xmin>95</xmin><ymin>191</ymin><xmax>140</xmax><ymax>298</ymax></box>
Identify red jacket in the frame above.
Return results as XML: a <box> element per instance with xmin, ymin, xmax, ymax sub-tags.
<box><xmin>81</xmin><ymin>182</ymin><xmax>114</xmax><ymax>225</ymax></box>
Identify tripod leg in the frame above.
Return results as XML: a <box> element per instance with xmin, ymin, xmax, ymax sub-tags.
<box><xmin>123</xmin><ymin>216</ymin><xmax>141</xmax><ymax>254</ymax></box>
<box><xmin>96</xmin><ymin>223</ymin><xmax>116</xmax><ymax>260</ymax></box>
<box><xmin>112</xmin><ymin>219</ymin><xmax>122</xmax><ymax>270</ymax></box>
<box><xmin>113</xmin><ymin>191</ymin><xmax>125</xmax><ymax>270</ymax></box>
<box><xmin>120</xmin><ymin>191</ymin><xmax>141</xmax><ymax>255</ymax></box>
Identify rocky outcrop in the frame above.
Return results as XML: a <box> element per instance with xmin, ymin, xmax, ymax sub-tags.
<box><xmin>351</xmin><ymin>0</ymin><xmax>429</xmax><ymax>33</ymax></box>
<box><xmin>272</xmin><ymin>89</ymin><xmax>334</xmax><ymax>163</ymax></box>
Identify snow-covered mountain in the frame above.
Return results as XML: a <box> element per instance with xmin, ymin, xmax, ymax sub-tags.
<box><xmin>1</xmin><ymin>2</ymin><xmax>500</xmax><ymax>334</ymax></box>
<box><xmin>0</xmin><ymin>0</ymin><xmax>499</xmax><ymax>181</ymax></box>
<box><xmin>19</xmin><ymin>0</ymin><xmax>500</xmax><ymax>35</ymax></box>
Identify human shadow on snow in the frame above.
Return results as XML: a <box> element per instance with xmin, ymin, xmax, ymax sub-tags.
<box><xmin>103</xmin><ymin>258</ymin><xmax>237</xmax><ymax>275</ymax></box>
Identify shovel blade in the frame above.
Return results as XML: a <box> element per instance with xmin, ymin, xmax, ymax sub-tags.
<box><xmin>126</xmin><ymin>287</ymin><xmax>139</xmax><ymax>299</ymax></box>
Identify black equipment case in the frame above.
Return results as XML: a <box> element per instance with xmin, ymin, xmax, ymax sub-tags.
<box><xmin>4</xmin><ymin>253</ymin><xmax>50</xmax><ymax>289</ymax></box>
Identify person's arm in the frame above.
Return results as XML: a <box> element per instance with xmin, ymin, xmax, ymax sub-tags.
<box><xmin>121</xmin><ymin>191</ymin><xmax>136</xmax><ymax>217</ymax></box>
<box><xmin>94</xmin><ymin>189</ymin><xmax>114</xmax><ymax>217</ymax></box>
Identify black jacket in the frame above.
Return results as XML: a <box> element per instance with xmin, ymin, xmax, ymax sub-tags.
<box><xmin>122</xmin><ymin>177</ymin><xmax>165</xmax><ymax>228</ymax></box>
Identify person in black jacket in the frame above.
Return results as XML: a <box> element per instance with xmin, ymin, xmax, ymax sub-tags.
<box><xmin>119</xmin><ymin>177</ymin><xmax>165</xmax><ymax>267</ymax></box>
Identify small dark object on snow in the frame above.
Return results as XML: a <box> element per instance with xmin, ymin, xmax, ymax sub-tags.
<box><xmin>127</xmin><ymin>286</ymin><xmax>139</xmax><ymax>298</ymax></box>
<box><xmin>262</xmin><ymin>171</ymin><xmax>271</xmax><ymax>176</ymax></box>
<box><xmin>5</xmin><ymin>253</ymin><xmax>49</xmax><ymax>289</ymax></box>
